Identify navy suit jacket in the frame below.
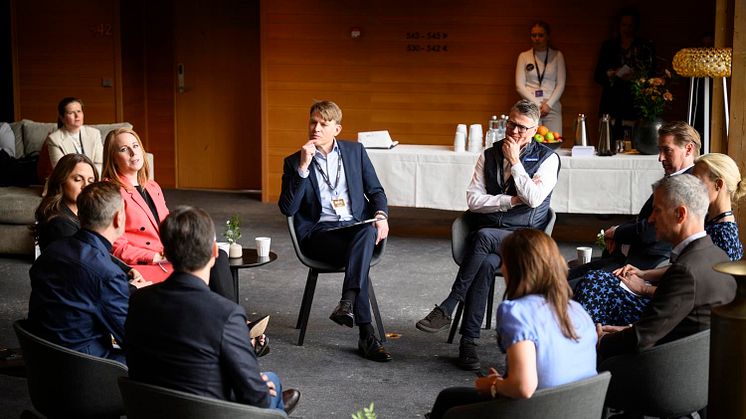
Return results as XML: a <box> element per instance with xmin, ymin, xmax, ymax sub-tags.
<box><xmin>278</xmin><ymin>140</ymin><xmax>387</xmax><ymax>241</ymax></box>
<box><xmin>125</xmin><ymin>272</ymin><xmax>270</xmax><ymax>408</ymax></box>
<box><xmin>28</xmin><ymin>229</ymin><xmax>129</xmax><ymax>361</ymax></box>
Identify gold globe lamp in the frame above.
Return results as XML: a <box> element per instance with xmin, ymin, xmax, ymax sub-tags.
<box><xmin>672</xmin><ymin>47</ymin><xmax>732</xmax><ymax>153</ymax></box>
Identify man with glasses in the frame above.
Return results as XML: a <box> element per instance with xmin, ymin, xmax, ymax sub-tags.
<box><xmin>416</xmin><ymin>99</ymin><xmax>560</xmax><ymax>370</ymax></box>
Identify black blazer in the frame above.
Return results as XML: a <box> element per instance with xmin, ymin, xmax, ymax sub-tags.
<box><xmin>598</xmin><ymin>235</ymin><xmax>736</xmax><ymax>360</ymax></box>
<box><xmin>125</xmin><ymin>272</ymin><xmax>270</xmax><ymax>408</ymax></box>
<box><xmin>278</xmin><ymin>140</ymin><xmax>387</xmax><ymax>241</ymax></box>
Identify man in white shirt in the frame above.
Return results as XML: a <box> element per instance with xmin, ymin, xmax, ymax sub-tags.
<box><xmin>416</xmin><ymin>99</ymin><xmax>560</xmax><ymax>370</ymax></box>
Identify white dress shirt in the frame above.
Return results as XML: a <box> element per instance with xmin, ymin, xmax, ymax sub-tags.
<box><xmin>466</xmin><ymin>150</ymin><xmax>559</xmax><ymax>213</ymax></box>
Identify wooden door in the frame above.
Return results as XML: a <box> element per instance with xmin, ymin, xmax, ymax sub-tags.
<box><xmin>173</xmin><ymin>0</ymin><xmax>260</xmax><ymax>189</ymax></box>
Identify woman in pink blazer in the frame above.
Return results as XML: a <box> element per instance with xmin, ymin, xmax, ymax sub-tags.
<box><xmin>101</xmin><ymin>128</ymin><xmax>235</xmax><ymax>300</ymax></box>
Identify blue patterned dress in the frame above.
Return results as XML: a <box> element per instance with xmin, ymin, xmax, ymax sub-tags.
<box><xmin>574</xmin><ymin>221</ymin><xmax>742</xmax><ymax>326</ymax></box>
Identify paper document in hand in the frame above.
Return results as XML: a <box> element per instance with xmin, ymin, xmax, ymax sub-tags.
<box><xmin>358</xmin><ymin>130</ymin><xmax>399</xmax><ymax>149</ymax></box>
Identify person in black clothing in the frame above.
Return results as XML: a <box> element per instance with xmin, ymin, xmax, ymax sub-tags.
<box><xmin>594</xmin><ymin>7</ymin><xmax>655</xmax><ymax>139</ymax></box>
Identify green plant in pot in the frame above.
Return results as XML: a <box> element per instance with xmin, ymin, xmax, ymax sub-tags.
<box><xmin>632</xmin><ymin>69</ymin><xmax>674</xmax><ymax>155</ymax></box>
<box><xmin>224</xmin><ymin>214</ymin><xmax>243</xmax><ymax>258</ymax></box>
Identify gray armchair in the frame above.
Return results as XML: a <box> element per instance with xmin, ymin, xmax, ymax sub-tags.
<box><xmin>443</xmin><ymin>372</ymin><xmax>611</xmax><ymax>419</ymax></box>
<box><xmin>118</xmin><ymin>377</ymin><xmax>287</xmax><ymax>418</ymax></box>
<box><xmin>286</xmin><ymin>216</ymin><xmax>387</xmax><ymax>346</ymax></box>
<box><xmin>447</xmin><ymin>209</ymin><xmax>556</xmax><ymax>343</ymax></box>
<box><xmin>13</xmin><ymin>319</ymin><xmax>127</xmax><ymax>418</ymax></box>
<box><xmin>599</xmin><ymin>330</ymin><xmax>710</xmax><ymax>417</ymax></box>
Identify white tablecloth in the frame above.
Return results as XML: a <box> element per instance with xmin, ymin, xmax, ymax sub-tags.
<box><xmin>366</xmin><ymin>145</ymin><xmax>664</xmax><ymax>214</ymax></box>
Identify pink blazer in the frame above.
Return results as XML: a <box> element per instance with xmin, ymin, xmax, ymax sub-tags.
<box><xmin>111</xmin><ymin>177</ymin><xmax>172</xmax><ymax>283</ymax></box>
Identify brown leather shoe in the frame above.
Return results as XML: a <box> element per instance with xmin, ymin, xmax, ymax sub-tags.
<box><xmin>358</xmin><ymin>335</ymin><xmax>392</xmax><ymax>362</ymax></box>
<box><xmin>282</xmin><ymin>389</ymin><xmax>301</xmax><ymax>415</ymax></box>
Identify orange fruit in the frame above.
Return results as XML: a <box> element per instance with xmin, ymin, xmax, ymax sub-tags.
<box><xmin>552</xmin><ymin>131</ymin><xmax>561</xmax><ymax>139</ymax></box>
<box><xmin>537</xmin><ymin>126</ymin><xmax>549</xmax><ymax>136</ymax></box>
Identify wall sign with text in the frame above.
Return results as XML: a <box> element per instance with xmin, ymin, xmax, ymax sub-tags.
<box><xmin>405</xmin><ymin>32</ymin><xmax>449</xmax><ymax>53</ymax></box>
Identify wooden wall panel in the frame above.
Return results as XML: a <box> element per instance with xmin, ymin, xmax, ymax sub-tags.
<box><xmin>12</xmin><ymin>0</ymin><xmax>121</xmax><ymax>124</ymax></box>
<box><xmin>262</xmin><ymin>0</ymin><xmax>715</xmax><ymax>202</ymax></box>
<box><xmin>120</xmin><ymin>0</ymin><xmax>176</xmax><ymax>186</ymax></box>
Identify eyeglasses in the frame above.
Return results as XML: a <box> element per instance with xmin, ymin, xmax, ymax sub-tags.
<box><xmin>530</xmin><ymin>33</ymin><xmax>546</xmax><ymax>38</ymax></box>
<box><xmin>506</xmin><ymin>120</ymin><xmax>536</xmax><ymax>134</ymax></box>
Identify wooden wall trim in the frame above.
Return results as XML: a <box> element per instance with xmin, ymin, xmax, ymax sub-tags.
<box><xmin>731</xmin><ymin>0</ymin><xmax>746</xmax><ymax>245</ymax></box>
<box><xmin>113</xmin><ymin>0</ymin><xmax>123</xmax><ymax>121</ymax></box>
<box><xmin>10</xmin><ymin>0</ymin><xmax>19</xmax><ymax>121</ymax></box>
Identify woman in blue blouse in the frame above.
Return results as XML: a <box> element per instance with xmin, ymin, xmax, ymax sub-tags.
<box><xmin>428</xmin><ymin>230</ymin><xmax>597</xmax><ymax>418</ymax></box>
<box><xmin>575</xmin><ymin>153</ymin><xmax>744</xmax><ymax>326</ymax></box>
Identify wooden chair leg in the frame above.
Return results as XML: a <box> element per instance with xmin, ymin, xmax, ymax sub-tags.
<box><xmin>485</xmin><ymin>277</ymin><xmax>496</xmax><ymax>330</ymax></box>
<box><xmin>296</xmin><ymin>270</ymin><xmax>318</xmax><ymax>346</ymax></box>
<box><xmin>368</xmin><ymin>278</ymin><xmax>386</xmax><ymax>343</ymax></box>
<box><xmin>447</xmin><ymin>302</ymin><xmax>464</xmax><ymax>344</ymax></box>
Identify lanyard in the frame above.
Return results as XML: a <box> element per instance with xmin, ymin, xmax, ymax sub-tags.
<box><xmin>78</xmin><ymin>131</ymin><xmax>85</xmax><ymax>154</ymax></box>
<box><xmin>312</xmin><ymin>146</ymin><xmax>342</xmax><ymax>191</ymax></box>
<box><xmin>706</xmin><ymin>210</ymin><xmax>733</xmax><ymax>225</ymax></box>
<box><xmin>532</xmin><ymin>49</ymin><xmax>549</xmax><ymax>87</ymax></box>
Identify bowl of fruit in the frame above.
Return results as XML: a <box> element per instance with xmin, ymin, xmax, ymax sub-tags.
<box><xmin>533</xmin><ymin>126</ymin><xmax>563</xmax><ymax>150</ymax></box>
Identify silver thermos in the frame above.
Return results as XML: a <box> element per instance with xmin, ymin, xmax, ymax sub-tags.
<box><xmin>575</xmin><ymin>114</ymin><xmax>588</xmax><ymax>147</ymax></box>
<box><xmin>598</xmin><ymin>114</ymin><xmax>614</xmax><ymax>156</ymax></box>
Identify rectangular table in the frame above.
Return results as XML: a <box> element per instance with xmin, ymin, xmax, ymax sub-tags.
<box><xmin>366</xmin><ymin>145</ymin><xmax>664</xmax><ymax>214</ymax></box>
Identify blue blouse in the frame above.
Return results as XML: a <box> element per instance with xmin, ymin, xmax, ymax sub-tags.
<box><xmin>705</xmin><ymin>221</ymin><xmax>743</xmax><ymax>261</ymax></box>
<box><xmin>496</xmin><ymin>294</ymin><xmax>598</xmax><ymax>389</ymax></box>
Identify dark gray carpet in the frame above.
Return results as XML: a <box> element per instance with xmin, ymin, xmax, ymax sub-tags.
<box><xmin>0</xmin><ymin>189</ymin><xmax>598</xmax><ymax>419</ymax></box>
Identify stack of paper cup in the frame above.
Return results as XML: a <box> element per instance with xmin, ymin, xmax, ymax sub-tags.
<box><xmin>468</xmin><ymin>124</ymin><xmax>483</xmax><ymax>153</ymax></box>
<box><xmin>454</xmin><ymin>124</ymin><xmax>467</xmax><ymax>152</ymax></box>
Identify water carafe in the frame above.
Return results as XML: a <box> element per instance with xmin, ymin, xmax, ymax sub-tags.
<box><xmin>574</xmin><ymin>114</ymin><xmax>588</xmax><ymax>146</ymax></box>
<box><xmin>598</xmin><ymin>114</ymin><xmax>615</xmax><ymax>156</ymax></box>
<box><xmin>484</xmin><ymin>116</ymin><xmax>499</xmax><ymax>148</ymax></box>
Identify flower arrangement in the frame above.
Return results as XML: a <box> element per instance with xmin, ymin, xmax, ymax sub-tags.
<box><xmin>223</xmin><ymin>214</ymin><xmax>242</xmax><ymax>244</ymax></box>
<box><xmin>631</xmin><ymin>69</ymin><xmax>674</xmax><ymax>121</ymax></box>
<box><xmin>595</xmin><ymin>229</ymin><xmax>606</xmax><ymax>251</ymax></box>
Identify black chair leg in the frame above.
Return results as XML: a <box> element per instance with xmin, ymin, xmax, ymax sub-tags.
<box><xmin>368</xmin><ymin>278</ymin><xmax>386</xmax><ymax>343</ymax></box>
<box><xmin>447</xmin><ymin>302</ymin><xmax>464</xmax><ymax>344</ymax></box>
<box><xmin>296</xmin><ymin>270</ymin><xmax>318</xmax><ymax>346</ymax></box>
<box><xmin>485</xmin><ymin>277</ymin><xmax>496</xmax><ymax>330</ymax></box>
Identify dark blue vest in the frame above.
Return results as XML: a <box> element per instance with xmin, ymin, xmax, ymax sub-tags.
<box><xmin>468</xmin><ymin>139</ymin><xmax>559</xmax><ymax>230</ymax></box>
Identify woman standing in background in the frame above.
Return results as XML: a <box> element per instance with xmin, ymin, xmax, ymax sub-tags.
<box><xmin>515</xmin><ymin>21</ymin><xmax>566</xmax><ymax>134</ymax></box>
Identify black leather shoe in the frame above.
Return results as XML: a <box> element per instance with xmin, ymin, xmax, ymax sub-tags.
<box><xmin>282</xmin><ymin>389</ymin><xmax>301</xmax><ymax>415</ymax></box>
<box><xmin>358</xmin><ymin>335</ymin><xmax>392</xmax><ymax>362</ymax></box>
<box><xmin>329</xmin><ymin>301</ymin><xmax>354</xmax><ymax>328</ymax></box>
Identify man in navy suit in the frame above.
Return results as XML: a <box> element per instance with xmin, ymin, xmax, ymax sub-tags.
<box><xmin>279</xmin><ymin>100</ymin><xmax>392</xmax><ymax>362</ymax></box>
<box><xmin>125</xmin><ymin>206</ymin><xmax>300</xmax><ymax>414</ymax></box>
<box><xmin>28</xmin><ymin>182</ymin><xmax>130</xmax><ymax>363</ymax></box>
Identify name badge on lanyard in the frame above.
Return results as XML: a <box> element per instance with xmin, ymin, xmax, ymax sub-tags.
<box><xmin>331</xmin><ymin>198</ymin><xmax>347</xmax><ymax>216</ymax></box>
<box><xmin>534</xmin><ymin>90</ymin><xmax>544</xmax><ymax>98</ymax></box>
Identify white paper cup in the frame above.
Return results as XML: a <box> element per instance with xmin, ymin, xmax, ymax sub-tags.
<box><xmin>456</xmin><ymin>124</ymin><xmax>468</xmax><ymax>135</ymax></box>
<box><xmin>256</xmin><ymin>237</ymin><xmax>271</xmax><ymax>258</ymax></box>
<box><xmin>577</xmin><ymin>246</ymin><xmax>593</xmax><ymax>264</ymax></box>
<box><xmin>468</xmin><ymin>124</ymin><xmax>483</xmax><ymax>152</ymax></box>
<box><xmin>217</xmin><ymin>242</ymin><xmax>230</xmax><ymax>255</ymax></box>
<box><xmin>454</xmin><ymin>132</ymin><xmax>466</xmax><ymax>152</ymax></box>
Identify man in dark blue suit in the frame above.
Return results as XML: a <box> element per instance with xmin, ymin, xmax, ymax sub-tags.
<box><xmin>279</xmin><ymin>100</ymin><xmax>392</xmax><ymax>362</ymax></box>
<box><xmin>28</xmin><ymin>182</ymin><xmax>130</xmax><ymax>363</ymax></box>
<box><xmin>125</xmin><ymin>206</ymin><xmax>300</xmax><ymax>414</ymax></box>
